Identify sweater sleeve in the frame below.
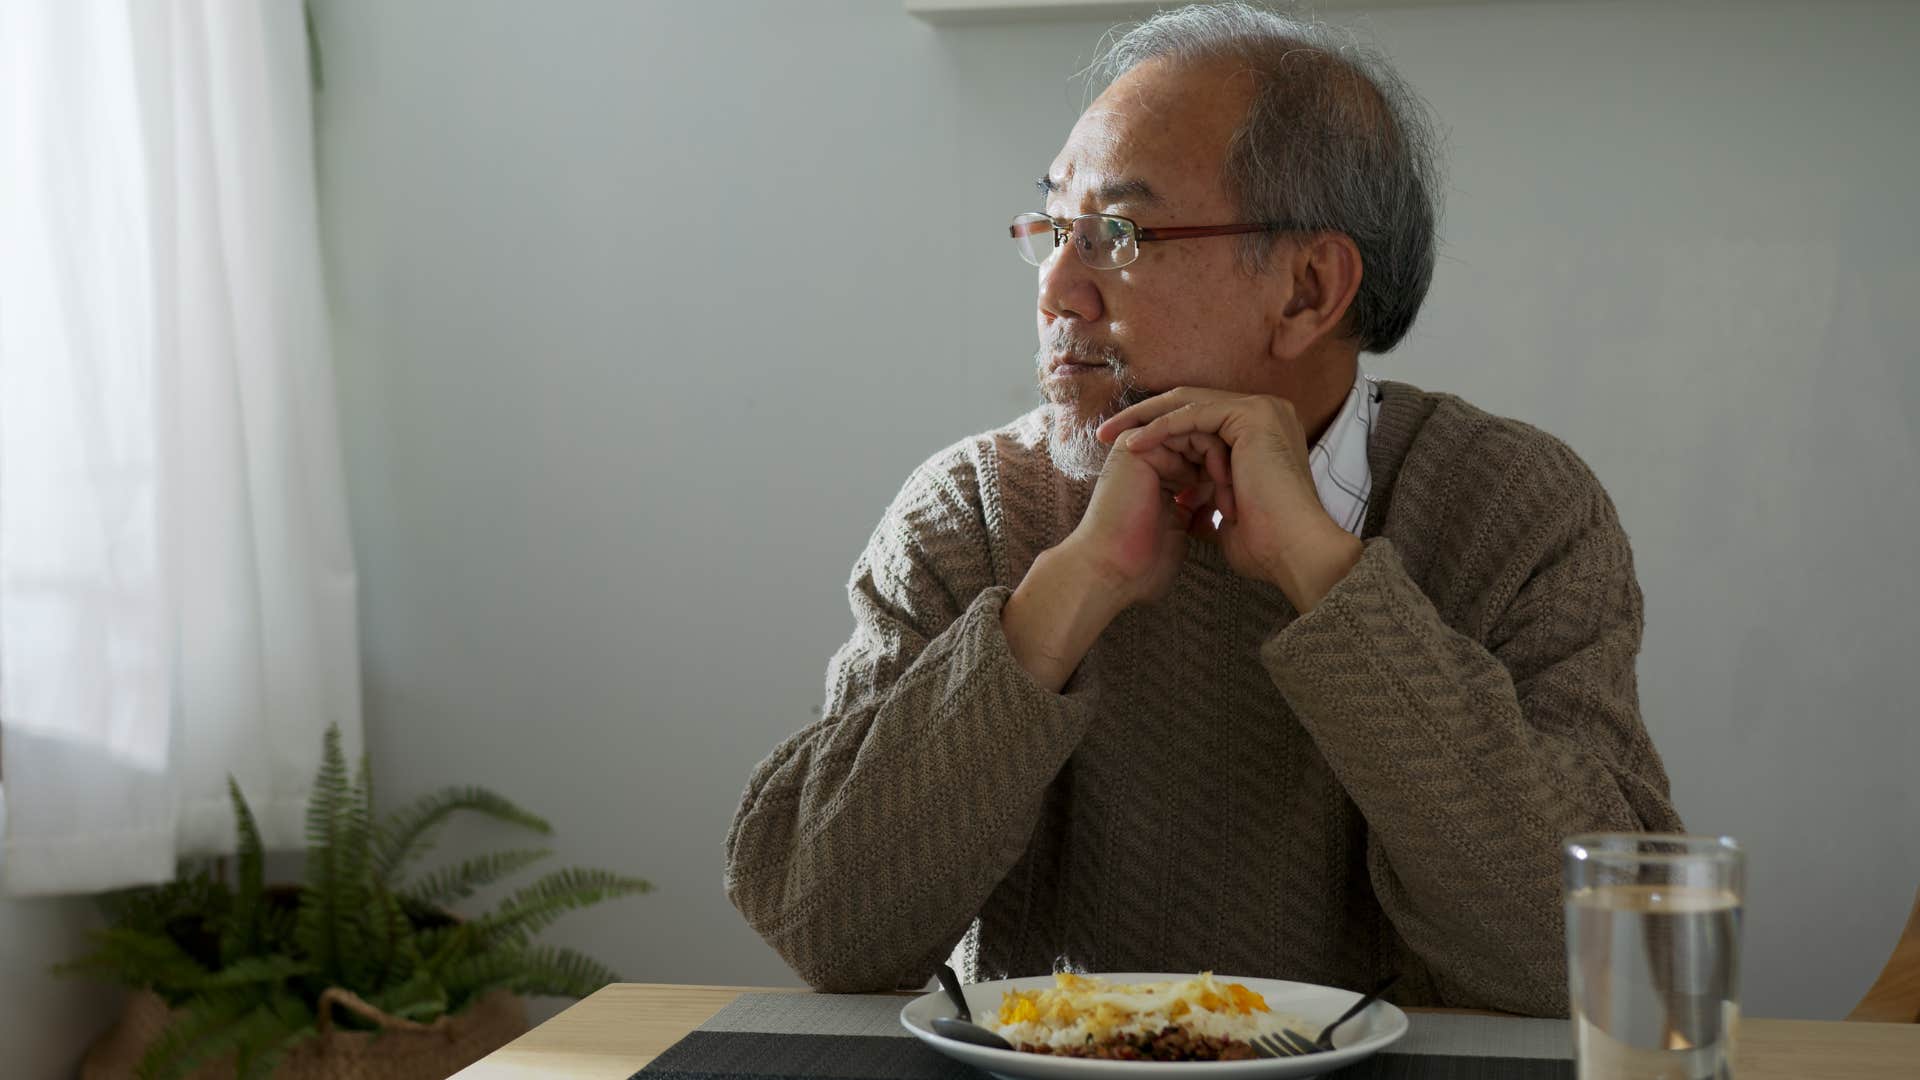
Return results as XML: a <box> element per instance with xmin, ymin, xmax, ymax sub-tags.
<box><xmin>1259</xmin><ymin>462</ymin><xmax>1682</xmax><ymax>1017</ymax></box>
<box><xmin>722</xmin><ymin>453</ymin><xmax>1094</xmax><ymax>992</ymax></box>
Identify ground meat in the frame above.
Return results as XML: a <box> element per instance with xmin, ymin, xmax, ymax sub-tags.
<box><xmin>1016</xmin><ymin>1027</ymin><xmax>1258</xmax><ymax>1061</ymax></box>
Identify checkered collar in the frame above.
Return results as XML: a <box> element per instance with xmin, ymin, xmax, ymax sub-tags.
<box><xmin>1307</xmin><ymin>369</ymin><xmax>1379</xmax><ymax>536</ymax></box>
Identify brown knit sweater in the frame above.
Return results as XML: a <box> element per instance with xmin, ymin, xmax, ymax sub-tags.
<box><xmin>723</xmin><ymin>381</ymin><xmax>1682</xmax><ymax>1017</ymax></box>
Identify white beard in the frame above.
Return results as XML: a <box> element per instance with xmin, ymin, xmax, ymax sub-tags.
<box><xmin>1045</xmin><ymin>406</ymin><xmax>1112</xmax><ymax>482</ymax></box>
<box><xmin>1034</xmin><ymin>331</ymin><xmax>1145</xmax><ymax>483</ymax></box>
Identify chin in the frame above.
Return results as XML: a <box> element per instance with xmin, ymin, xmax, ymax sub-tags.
<box><xmin>1042</xmin><ymin>377</ymin><xmax>1121</xmax><ymax>422</ymax></box>
<box><xmin>1040</xmin><ymin>397</ymin><xmax>1115</xmax><ymax>482</ymax></box>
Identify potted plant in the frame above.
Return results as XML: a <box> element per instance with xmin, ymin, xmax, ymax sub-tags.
<box><xmin>61</xmin><ymin>726</ymin><xmax>652</xmax><ymax>1079</ymax></box>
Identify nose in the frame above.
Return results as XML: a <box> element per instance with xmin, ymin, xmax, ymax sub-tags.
<box><xmin>1037</xmin><ymin>239</ymin><xmax>1103</xmax><ymax>326</ymax></box>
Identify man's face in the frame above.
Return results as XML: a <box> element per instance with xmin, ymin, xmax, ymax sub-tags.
<box><xmin>1035</xmin><ymin>57</ymin><xmax>1279</xmax><ymax>473</ymax></box>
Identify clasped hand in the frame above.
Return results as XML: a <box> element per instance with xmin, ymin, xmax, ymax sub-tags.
<box><xmin>1058</xmin><ymin>388</ymin><xmax>1362</xmax><ymax>614</ymax></box>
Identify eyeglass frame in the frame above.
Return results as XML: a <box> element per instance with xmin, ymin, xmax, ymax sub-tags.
<box><xmin>1009</xmin><ymin>210</ymin><xmax>1309</xmax><ymax>270</ymax></box>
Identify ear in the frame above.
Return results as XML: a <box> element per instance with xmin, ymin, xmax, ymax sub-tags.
<box><xmin>1269</xmin><ymin>232</ymin><xmax>1364</xmax><ymax>359</ymax></box>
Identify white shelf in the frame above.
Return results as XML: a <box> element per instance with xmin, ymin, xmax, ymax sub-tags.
<box><xmin>907</xmin><ymin>0</ymin><xmax>1517</xmax><ymax>24</ymax></box>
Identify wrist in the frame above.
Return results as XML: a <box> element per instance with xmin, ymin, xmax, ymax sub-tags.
<box><xmin>1050</xmin><ymin>536</ymin><xmax>1136</xmax><ymax>617</ymax></box>
<box><xmin>1003</xmin><ymin>542</ymin><xmax>1128</xmax><ymax>693</ymax></box>
<box><xmin>1264</xmin><ymin>528</ymin><xmax>1364</xmax><ymax>613</ymax></box>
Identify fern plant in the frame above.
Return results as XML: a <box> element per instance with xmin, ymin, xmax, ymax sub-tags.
<box><xmin>59</xmin><ymin>725</ymin><xmax>652</xmax><ymax>1080</ymax></box>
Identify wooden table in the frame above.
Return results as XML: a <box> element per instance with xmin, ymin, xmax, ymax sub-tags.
<box><xmin>454</xmin><ymin>983</ymin><xmax>1920</xmax><ymax>1080</ymax></box>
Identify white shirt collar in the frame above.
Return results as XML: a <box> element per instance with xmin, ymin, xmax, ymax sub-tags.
<box><xmin>1308</xmin><ymin>369</ymin><xmax>1379</xmax><ymax>537</ymax></box>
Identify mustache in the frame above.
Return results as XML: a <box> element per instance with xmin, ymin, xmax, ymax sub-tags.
<box><xmin>1036</xmin><ymin>327</ymin><xmax>1125</xmax><ymax>369</ymax></box>
<box><xmin>1033</xmin><ymin>329</ymin><xmax>1153</xmax><ymax>419</ymax></box>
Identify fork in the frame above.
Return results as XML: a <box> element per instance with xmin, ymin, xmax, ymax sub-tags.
<box><xmin>1251</xmin><ymin>974</ymin><xmax>1400</xmax><ymax>1058</ymax></box>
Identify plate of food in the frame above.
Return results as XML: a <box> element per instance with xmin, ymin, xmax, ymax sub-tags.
<box><xmin>899</xmin><ymin>971</ymin><xmax>1407</xmax><ymax>1079</ymax></box>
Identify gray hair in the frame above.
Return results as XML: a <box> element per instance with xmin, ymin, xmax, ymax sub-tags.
<box><xmin>1091</xmin><ymin>2</ymin><xmax>1442</xmax><ymax>354</ymax></box>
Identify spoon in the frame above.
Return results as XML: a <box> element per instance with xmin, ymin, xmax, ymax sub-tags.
<box><xmin>933</xmin><ymin>963</ymin><xmax>1013</xmax><ymax>1050</ymax></box>
<box><xmin>932</xmin><ymin>1017</ymin><xmax>1015</xmax><ymax>1050</ymax></box>
<box><xmin>936</xmin><ymin>963</ymin><xmax>974</xmax><ymax>1021</ymax></box>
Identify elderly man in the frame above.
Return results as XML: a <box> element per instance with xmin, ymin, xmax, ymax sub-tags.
<box><xmin>724</xmin><ymin>3</ymin><xmax>1681</xmax><ymax>1017</ymax></box>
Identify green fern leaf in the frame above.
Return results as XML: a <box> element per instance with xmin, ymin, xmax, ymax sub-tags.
<box><xmin>220</xmin><ymin>778</ymin><xmax>267</xmax><ymax>961</ymax></box>
<box><xmin>336</xmin><ymin>753</ymin><xmax>378</xmax><ymax>988</ymax></box>
<box><xmin>261</xmin><ymin>900</ymin><xmax>299</xmax><ymax>955</ymax></box>
<box><xmin>402</xmin><ymin>848</ymin><xmax>552</xmax><ymax>908</ymax></box>
<box><xmin>57</xmin><ymin>927</ymin><xmax>211</xmax><ymax>994</ymax></box>
<box><xmin>94</xmin><ymin>869</ymin><xmax>230</xmax><ymax>944</ymax></box>
<box><xmin>440</xmin><ymin>946</ymin><xmax>526</xmax><ymax>1011</ymax></box>
<box><xmin>509</xmin><ymin>943</ymin><xmax>622</xmax><ymax>999</ymax></box>
<box><xmin>418</xmin><ymin>923</ymin><xmax>477</xmax><ymax>983</ymax></box>
<box><xmin>297</xmin><ymin>724</ymin><xmax>353</xmax><ymax>985</ymax></box>
<box><xmin>374</xmin><ymin>786</ymin><xmax>552</xmax><ymax>885</ymax></box>
<box><xmin>216</xmin><ymin>999</ymin><xmax>293</xmax><ymax>1076</ymax></box>
<box><xmin>94</xmin><ymin>883</ymin><xmax>177</xmax><ymax>935</ymax></box>
<box><xmin>236</xmin><ymin>991</ymin><xmax>314</xmax><ymax>1080</ymax></box>
<box><xmin>341</xmin><ymin>753</ymin><xmax>375</xmax><ymax>893</ymax></box>
<box><xmin>135</xmin><ymin>991</ymin><xmax>249</xmax><ymax>1080</ymax></box>
<box><xmin>410</xmin><ymin>925</ymin><xmax>457</xmax><ymax>965</ymax></box>
<box><xmin>475</xmin><ymin>868</ymin><xmax>652</xmax><ymax>948</ymax></box>
<box><xmin>189</xmin><ymin>954</ymin><xmax>311</xmax><ymax>991</ymax></box>
<box><xmin>358</xmin><ymin>886</ymin><xmax>399</xmax><ymax>990</ymax></box>
<box><xmin>297</xmin><ymin>725</ymin><xmax>383</xmax><ymax>991</ymax></box>
<box><xmin>235</xmin><ymin>1039</ymin><xmax>290</xmax><ymax>1080</ymax></box>
<box><xmin>164</xmin><ymin>1001</ymin><xmax>292</xmax><ymax>1080</ymax></box>
<box><xmin>268</xmin><ymin>987</ymin><xmax>315</xmax><ymax>1027</ymax></box>
<box><xmin>385</xmin><ymin>918</ymin><xmax>428</xmax><ymax>987</ymax></box>
<box><xmin>367</xmin><ymin>971</ymin><xmax>450</xmax><ymax>1024</ymax></box>
<box><xmin>93</xmin><ymin>886</ymin><xmax>149</xmax><ymax>930</ymax></box>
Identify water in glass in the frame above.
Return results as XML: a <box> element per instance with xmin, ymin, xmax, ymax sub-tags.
<box><xmin>1567</xmin><ymin>882</ymin><xmax>1742</xmax><ymax>1080</ymax></box>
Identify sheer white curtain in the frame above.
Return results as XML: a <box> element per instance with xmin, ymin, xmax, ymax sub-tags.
<box><xmin>0</xmin><ymin>0</ymin><xmax>360</xmax><ymax>895</ymax></box>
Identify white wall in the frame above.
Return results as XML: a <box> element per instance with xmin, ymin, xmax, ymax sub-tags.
<box><xmin>311</xmin><ymin>0</ymin><xmax>1920</xmax><ymax>1024</ymax></box>
<box><xmin>0</xmin><ymin>842</ymin><xmax>121</xmax><ymax>1075</ymax></box>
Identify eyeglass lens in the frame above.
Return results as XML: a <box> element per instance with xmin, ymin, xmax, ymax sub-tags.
<box><xmin>1011</xmin><ymin>213</ymin><xmax>1138</xmax><ymax>270</ymax></box>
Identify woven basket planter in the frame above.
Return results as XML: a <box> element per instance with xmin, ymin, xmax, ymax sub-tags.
<box><xmin>80</xmin><ymin>985</ymin><xmax>529</xmax><ymax>1080</ymax></box>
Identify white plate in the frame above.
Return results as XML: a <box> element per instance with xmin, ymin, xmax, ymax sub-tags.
<box><xmin>899</xmin><ymin>973</ymin><xmax>1408</xmax><ymax>1080</ymax></box>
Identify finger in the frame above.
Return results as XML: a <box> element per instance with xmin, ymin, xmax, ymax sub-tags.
<box><xmin>1097</xmin><ymin>392</ymin><xmax>1188</xmax><ymax>444</ymax></box>
<box><xmin>1174</xmin><ymin>480</ymin><xmax>1215</xmax><ymax>513</ymax></box>
<box><xmin>1160</xmin><ymin>430</ymin><xmax>1230</xmax><ymax>471</ymax></box>
<box><xmin>1168</xmin><ymin>499</ymin><xmax>1195</xmax><ymax>532</ymax></box>
<box><xmin>1147</xmin><ymin>449</ymin><xmax>1203</xmax><ymax>494</ymax></box>
<box><xmin>1188</xmin><ymin>505</ymin><xmax>1222</xmax><ymax>540</ymax></box>
<box><xmin>1203</xmin><ymin>441</ymin><xmax>1233</xmax><ymax>516</ymax></box>
<box><xmin>1126</xmin><ymin>400</ymin><xmax>1246</xmax><ymax>452</ymax></box>
<box><xmin>1097</xmin><ymin>387</ymin><xmax>1234</xmax><ymax>443</ymax></box>
<box><xmin>1117</xmin><ymin>431</ymin><xmax>1203</xmax><ymax>491</ymax></box>
<box><xmin>1131</xmin><ymin>427</ymin><xmax>1234</xmax><ymax>521</ymax></box>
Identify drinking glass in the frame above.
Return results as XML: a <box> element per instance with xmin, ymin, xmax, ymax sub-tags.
<box><xmin>1564</xmin><ymin>833</ymin><xmax>1746</xmax><ymax>1080</ymax></box>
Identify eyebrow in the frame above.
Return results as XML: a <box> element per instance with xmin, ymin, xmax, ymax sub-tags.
<box><xmin>1037</xmin><ymin>174</ymin><xmax>1164</xmax><ymax>206</ymax></box>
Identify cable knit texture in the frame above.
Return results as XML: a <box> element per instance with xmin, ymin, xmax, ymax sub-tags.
<box><xmin>722</xmin><ymin>381</ymin><xmax>1682</xmax><ymax>1017</ymax></box>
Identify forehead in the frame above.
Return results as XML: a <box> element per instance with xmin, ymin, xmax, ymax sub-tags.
<box><xmin>1048</xmin><ymin>56</ymin><xmax>1254</xmax><ymax>210</ymax></box>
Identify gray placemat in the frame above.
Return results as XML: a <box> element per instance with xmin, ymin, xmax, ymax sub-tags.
<box><xmin>635</xmin><ymin>1032</ymin><xmax>1572</xmax><ymax>1080</ymax></box>
<box><xmin>694</xmin><ymin>991</ymin><xmax>1573</xmax><ymax>1061</ymax></box>
<box><xmin>699</xmin><ymin>993</ymin><xmax>917</xmax><ymax>1039</ymax></box>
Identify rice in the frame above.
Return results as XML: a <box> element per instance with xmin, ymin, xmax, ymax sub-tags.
<box><xmin>985</xmin><ymin>972</ymin><xmax>1306</xmax><ymax>1061</ymax></box>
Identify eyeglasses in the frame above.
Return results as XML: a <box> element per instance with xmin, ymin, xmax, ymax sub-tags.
<box><xmin>1009</xmin><ymin>211</ymin><xmax>1299</xmax><ymax>271</ymax></box>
